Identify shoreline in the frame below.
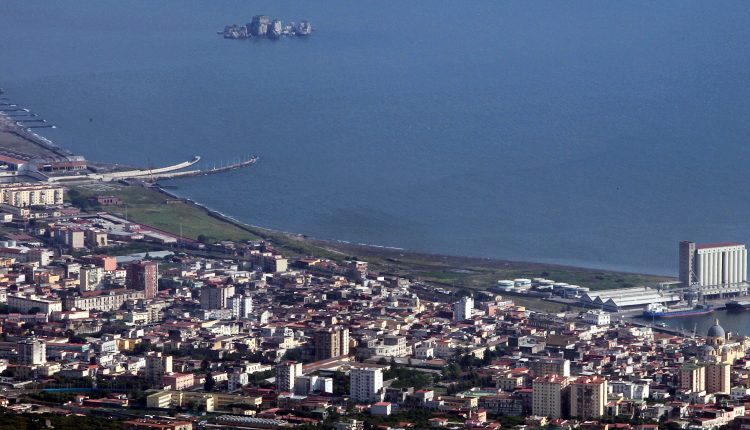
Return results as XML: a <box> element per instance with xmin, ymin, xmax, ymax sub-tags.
<box><xmin>3</xmin><ymin>87</ymin><xmax>670</xmax><ymax>287</ymax></box>
<box><xmin>151</xmin><ymin>183</ymin><xmax>672</xmax><ymax>287</ymax></box>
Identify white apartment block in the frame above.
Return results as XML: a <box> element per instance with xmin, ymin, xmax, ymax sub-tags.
<box><xmin>609</xmin><ymin>380</ymin><xmax>650</xmax><ymax>400</ymax></box>
<box><xmin>276</xmin><ymin>361</ymin><xmax>303</xmax><ymax>392</ymax></box>
<box><xmin>584</xmin><ymin>310</ymin><xmax>610</xmax><ymax>326</ymax></box>
<box><xmin>8</xmin><ymin>294</ymin><xmax>62</xmax><ymax>315</ymax></box>
<box><xmin>145</xmin><ymin>352</ymin><xmax>173</xmax><ymax>385</ymax></box>
<box><xmin>18</xmin><ymin>338</ymin><xmax>46</xmax><ymax>366</ymax></box>
<box><xmin>350</xmin><ymin>365</ymin><xmax>384</xmax><ymax>403</ymax></box>
<box><xmin>452</xmin><ymin>296</ymin><xmax>473</xmax><ymax>321</ymax></box>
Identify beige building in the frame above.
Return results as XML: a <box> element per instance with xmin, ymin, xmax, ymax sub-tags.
<box><xmin>145</xmin><ymin>352</ymin><xmax>173</xmax><ymax>385</ymax></box>
<box><xmin>532</xmin><ymin>374</ymin><xmax>570</xmax><ymax>419</ymax></box>
<box><xmin>200</xmin><ymin>284</ymin><xmax>235</xmax><ymax>310</ymax></box>
<box><xmin>146</xmin><ymin>390</ymin><xmax>262</xmax><ymax>413</ymax></box>
<box><xmin>496</xmin><ymin>372</ymin><xmax>526</xmax><ymax>391</ymax></box>
<box><xmin>531</xmin><ymin>357</ymin><xmax>571</xmax><ymax>378</ymax></box>
<box><xmin>79</xmin><ymin>265</ymin><xmax>104</xmax><ymax>292</ymax></box>
<box><xmin>679</xmin><ymin>362</ymin><xmax>706</xmax><ymax>392</ymax></box>
<box><xmin>314</xmin><ymin>326</ymin><xmax>350</xmax><ymax>360</ymax></box>
<box><xmin>0</xmin><ymin>183</ymin><xmax>63</xmax><ymax>207</ymax></box>
<box><xmin>706</xmin><ymin>362</ymin><xmax>731</xmax><ymax>394</ymax></box>
<box><xmin>569</xmin><ymin>376</ymin><xmax>607</xmax><ymax>419</ymax></box>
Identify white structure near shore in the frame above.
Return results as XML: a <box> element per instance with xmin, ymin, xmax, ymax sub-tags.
<box><xmin>579</xmin><ymin>286</ymin><xmax>680</xmax><ymax>312</ymax></box>
<box><xmin>680</xmin><ymin>241</ymin><xmax>747</xmax><ymax>288</ymax></box>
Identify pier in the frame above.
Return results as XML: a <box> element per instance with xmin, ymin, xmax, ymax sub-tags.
<box><xmin>47</xmin><ymin>155</ymin><xmax>259</xmax><ymax>183</ymax></box>
<box><xmin>154</xmin><ymin>156</ymin><xmax>259</xmax><ymax>181</ymax></box>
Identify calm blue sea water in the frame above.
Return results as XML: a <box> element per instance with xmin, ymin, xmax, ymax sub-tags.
<box><xmin>1</xmin><ymin>1</ymin><xmax>749</xmax><ymax>275</ymax></box>
<box><xmin>656</xmin><ymin>310</ymin><xmax>750</xmax><ymax>337</ymax></box>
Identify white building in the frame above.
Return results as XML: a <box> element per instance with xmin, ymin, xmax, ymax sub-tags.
<box><xmin>145</xmin><ymin>352</ymin><xmax>173</xmax><ymax>385</ymax></box>
<box><xmin>228</xmin><ymin>293</ymin><xmax>253</xmax><ymax>319</ymax></box>
<box><xmin>366</xmin><ymin>335</ymin><xmax>410</xmax><ymax>357</ymax></box>
<box><xmin>228</xmin><ymin>371</ymin><xmax>249</xmax><ymax>391</ymax></box>
<box><xmin>680</xmin><ymin>241</ymin><xmax>747</xmax><ymax>287</ymax></box>
<box><xmin>452</xmin><ymin>296</ymin><xmax>474</xmax><ymax>321</ymax></box>
<box><xmin>18</xmin><ymin>338</ymin><xmax>46</xmax><ymax>365</ymax></box>
<box><xmin>583</xmin><ymin>310</ymin><xmax>610</xmax><ymax>326</ymax></box>
<box><xmin>370</xmin><ymin>402</ymin><xmax>392</xmax><ymax>416</ymax></box>
<box><xmin>8</xmin><ymin>294</ymin><xmax>62</xmax><ymax>316</ymax></box>
<box><xmin>294</xmin><ymin>375</ymin><xmax>333</xmax><ymax>395</ymax></box>
<box><xmin>350</xmin><ymin>365</ymin><xmax>384</xmax><ymax>403</ymax></box>
<box><xmin>276</xmin><ymin>361</ymin><xmax>303</xmax><ymax>392</ymax></box>
<box><xmin>609</xmin><ymin>380</ymin><xmax>650</xmax><ymax>400</ymax></box>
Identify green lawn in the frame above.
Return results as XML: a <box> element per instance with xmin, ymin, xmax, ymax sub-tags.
<box><xmin>68</xmin><ymin>184</ymin><xmax>259</xmax><ymax>242</ymax></box>
<box><xmin>311</xmin><ymin>242</ymin><xmax>671</xmax><ymax>291</ymax></box>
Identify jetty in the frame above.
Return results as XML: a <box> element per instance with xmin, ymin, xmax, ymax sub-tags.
<box><xmin>146</xmin><ymin>156</ymin><xmax>259</xmax><ymax>181</ymax></box>
<box><xmin>47</xmin><ymin>155</ymin><xmax>258</xmax><ymax>183</ymax></box>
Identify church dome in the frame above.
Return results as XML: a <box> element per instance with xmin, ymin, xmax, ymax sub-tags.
<box><xmin>707</xmin><ymin>319</ymin><xmax>725</xmax><ymax>338</ymax></box>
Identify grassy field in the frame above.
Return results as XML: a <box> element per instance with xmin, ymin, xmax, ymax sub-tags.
<box><xmin>305</xmin><ymin>240</ymin><xmax>671</xmax><ymax>291</ymax></box>
<box><xmin>67</xmin><ymin>183</ymin><xmax>672</xmax><ymax>292</ymax></box>
<box><xmin>68</xmin><ymin>183</ymin><xmax>260</xmax><ymax>242</ymax></box>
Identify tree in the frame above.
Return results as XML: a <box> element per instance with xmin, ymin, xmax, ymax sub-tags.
<box><xmin>204</xmin><ymin>371</ymin><xmax>215</xmax><ymax>392</ymax></box>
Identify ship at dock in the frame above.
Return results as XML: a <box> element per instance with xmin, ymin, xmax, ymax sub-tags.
<box><xmin>643</xmin><ymin>303</ymin><xmax>714</xmax><ymax>318</ymax></box>
<box><xmin>726</xmin><ymin>300</ymin><xmax>750</xmax><ymax>311</ymax></box>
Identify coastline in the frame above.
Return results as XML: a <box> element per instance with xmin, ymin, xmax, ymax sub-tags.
<box><xmin>149</xmin><ymin>182</ymin><xmax>671</xmax><ymax>291</ymax></box>
<box><xmin>2</xmin><ymin>89</ymin><xmax>670</xmax><ymax>290</ymax></box>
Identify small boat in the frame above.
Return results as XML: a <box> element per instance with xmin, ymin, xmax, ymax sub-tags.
<box><xmin>643</xmin><ymin>303</ymin><xmax>714</xmax><ymax>318</ymax></box>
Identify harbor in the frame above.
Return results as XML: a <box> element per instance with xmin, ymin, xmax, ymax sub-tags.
<box><xmin>0</xmin><ymin>89</ymin><xmax>259</xmax><ymax>185</ymax></box>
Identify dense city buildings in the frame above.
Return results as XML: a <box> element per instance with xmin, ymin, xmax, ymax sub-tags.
<box><xmin>0</xmin><ymin>180</ymin><xmax>748</xmax><ymax>430</ymax></box>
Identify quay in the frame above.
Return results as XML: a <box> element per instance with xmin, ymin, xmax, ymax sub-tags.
<box><xmin>0</xmin><ymin>92</ymin><xmax>258</xmax><ymax>185</ymax></box>
<box><xmin>155</xmin><ymin>156</ymin><xmax>259</xmax><ymax>181</ymax></box>
<box><xmin>626</xmin><ymin>318</ymin><xmax>690</xmax><ymax>337</ymax></box>
<box><xmin>46</xmin><ymin>155</ymin><xmax>259</xmax><ymax>183</ymax></box>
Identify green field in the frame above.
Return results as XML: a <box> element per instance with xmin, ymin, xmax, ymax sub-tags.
<box><xmin>67</xmin><ymin>183</ymin><xmax>671</xmax><ymax>293</ymax></box>
<box><xmin>307</xmin><ymin>240</ymin><xmax>671</xmax><ymax>291</ymax></box>
<box><xmin>68</xmin><ymin>184</ymin><xmax>260</xmax><ymax>242</ymax></box>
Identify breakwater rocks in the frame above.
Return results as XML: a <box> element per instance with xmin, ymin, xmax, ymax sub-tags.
<box><xmin>222</xmin><ymin>15</ymin><xmax>312</xmax><ymax>40</ymax></box>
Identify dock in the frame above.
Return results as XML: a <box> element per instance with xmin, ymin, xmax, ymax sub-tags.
<box><xmin>47</xmin><ymin>155</ymin><xmax>259</xmax><ymax>183</ymax></box>
<box><xmin>154</xmin><ymin>156</ymin><xmax>259</xmax><ymax>180</ymax></box>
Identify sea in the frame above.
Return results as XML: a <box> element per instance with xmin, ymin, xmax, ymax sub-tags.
<box><xmin>654</xmin><ymin>309</ymin><xmax>750</xmax><ymax>339</ymax></box>
<box><xmin>1</xmin><ymin>0</ymin><xmax>750</xmax><ymax>277</ymax></box>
